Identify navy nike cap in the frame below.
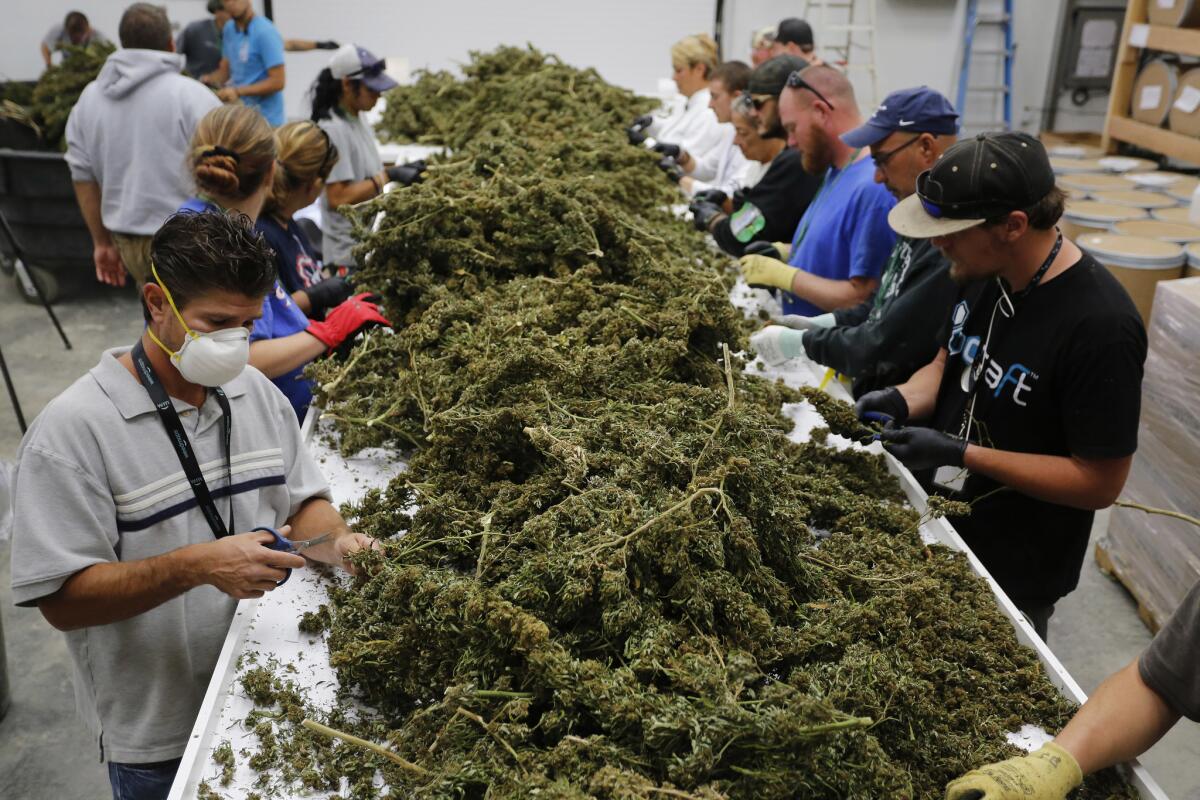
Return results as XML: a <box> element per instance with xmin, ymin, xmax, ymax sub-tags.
<box><xmin>842</xmin><ymin>86</ymin><xmax>959</xmax><ymax>148</ymax></box>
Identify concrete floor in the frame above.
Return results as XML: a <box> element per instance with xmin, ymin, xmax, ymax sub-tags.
<box><xmin>0</xmin><ymin>273</ymin><xmax>1197</xmax><ymax>799</ymax></box>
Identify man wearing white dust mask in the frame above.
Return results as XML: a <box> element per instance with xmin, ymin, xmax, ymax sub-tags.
<box><xmin>8</xmin><ymin>210</ymin><xmax>379</xmax><ymax>800</ymax></box>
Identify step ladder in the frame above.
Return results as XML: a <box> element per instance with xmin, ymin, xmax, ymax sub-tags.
<box><xmin>803</xmin><ymin>0</ymin><xmax>879</xmax><ymax>110</ymax></box>
<box><xmin>956</xmin><ymin>0</ymin><xmax>1015</xmax><ymax>134</ymax></box>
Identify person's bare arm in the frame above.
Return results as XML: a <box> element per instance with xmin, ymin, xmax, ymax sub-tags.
<box><xmin>73</xmin><ymin>180</ymin><xmax>126</xmax><ymax>287</ymax></box>
<box><xmin>202</xmin><ymin>58</ymin><xmax>230</xmax><ymax>87</ymax></box>
<box><xmin>37</xmin><ymin>530</ymin><xmax>307</xmax><ymax>631</ymax></box>
<box><xmin>40</xmin><ymin>42</ymin><xmax>53</xmax><ymax>68</ymax></box>
<box><xmin>894</xmin><ymin>348</ymin><xmax>947</xmax><ymax>421</ymax></box>
<box><xmin>963</xmin><ymin>448</ymin><xmax>1131</xmax><ymax>510</ymax></box>
<box><xmin>218</xmin><ymin>64</ymin><xmax>285</xmax><ymax>102</ymax></box>
<box><xmin>1055</xmin><ymin>659</ymin><xmax>1180</xmax><ymax>774</ymax></box>
<box><xmin>325</xmin><ymin>174</ymin><xmax>386</xmax><ymax>208</ymax></box>
<box><xmin>291</xmin><ymin>290</ymin><xmax>313</xmax><ymax>315</ymax></box>
<box><xmin>248</xmin><ymin>332</ymin><xmax>326</xmax><ymax>378</ymax></box>
<box><xmin>285</xmin><ymin>39</ymin><xmax>317</xmax><ymax>51</ymax></box>
<box><xmin>285</xmin><ymin>497</ymin><xmax>378</xmax><ymax>573</ymax></box>
<box><xmin>788</xmin><ymin>272</ymin><xmax>878</xmax><ymax>312</ymax></box>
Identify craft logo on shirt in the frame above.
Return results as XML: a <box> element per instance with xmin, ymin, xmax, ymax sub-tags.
<box><xmin>947</xmin><ymin>301</ymin><xmax>1039</xmax><ymax>407</ymax></box>
<box><xmin>238</xmin><ymin>40</ymin><xmax>250</xmax><ymax>64</ymax></box>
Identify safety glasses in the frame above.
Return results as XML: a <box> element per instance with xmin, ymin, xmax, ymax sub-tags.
<box><xmin>784</xmin><ymin>70</ymin><xmax>836</xmax><ymax>110</ymax></box>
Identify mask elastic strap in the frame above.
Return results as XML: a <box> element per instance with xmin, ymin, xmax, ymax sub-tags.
<box><xmin>148</xmin><ymin>261</ymin><xmax>196</xmax><ymax>358</ymax></box>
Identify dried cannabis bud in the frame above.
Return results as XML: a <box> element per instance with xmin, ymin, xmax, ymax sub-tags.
<box><xmin>221</xmin><ymin>45</ymin><xmax>1137</xmax><ymax>800</ymax></box>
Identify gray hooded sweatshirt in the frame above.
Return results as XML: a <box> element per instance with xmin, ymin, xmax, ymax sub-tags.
<box><xmin>65</xmin><ymin>49</ymin><xmax>220</xmax><ymax>236</ymax></box>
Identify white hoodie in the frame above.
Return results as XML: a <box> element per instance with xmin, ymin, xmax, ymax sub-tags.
<box><xmin>65</xmin><ymin>49</ymin><xmax>221</xmax><ymax>236</ymax></box>
<box><xmin>645</xmin><ymin>87</ymin><xmax>729</xmax><ymax>169</ymax></box>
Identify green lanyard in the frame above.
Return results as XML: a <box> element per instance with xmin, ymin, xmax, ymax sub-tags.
<box><xmin>790</xmin><ymin>148</ymin><xmax>863</xmax><ymax>253</ymax></box>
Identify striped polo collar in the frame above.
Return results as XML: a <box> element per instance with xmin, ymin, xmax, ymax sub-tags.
<box><xmin>90</xmin><ymin>346</ymin><xmax>251</xmax><ymax>421</ymax></box>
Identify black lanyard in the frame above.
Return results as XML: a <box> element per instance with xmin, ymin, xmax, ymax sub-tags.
<box><xmin>131</xmin><ymin>341</ymin><xmax>234</xmax><ymax>538</ymax></box>
<box><xmin>955</xmin><ymin>232</ymin><xmax>1063</xmax><ymax>441</ymax></box>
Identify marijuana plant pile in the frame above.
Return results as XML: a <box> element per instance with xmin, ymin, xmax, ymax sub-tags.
<box><xmin>0</xmin><ymin>42</ymin><xmax>114</xmax><ymax>150</ymax></box>
<box><xmin>226</xmin><ymin>46</ymin><xmax>1135</xmax><ymax>799</ymax></box>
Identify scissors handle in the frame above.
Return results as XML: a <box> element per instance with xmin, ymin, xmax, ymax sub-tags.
<box><xmin>860</xmin><ymin>411</ymin><xmax>895</xmax><ymax>425</ymax></box>
<box><xmin>252</xmin><ymin>525</ymin><xmax>294</xmax><ymax>585</ymax></box>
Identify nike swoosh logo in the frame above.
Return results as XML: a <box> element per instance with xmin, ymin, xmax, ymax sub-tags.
<box><xmin>898</xmin><ymin>119</ymin><xmax>915</xmax><ymax>126</ymax></box>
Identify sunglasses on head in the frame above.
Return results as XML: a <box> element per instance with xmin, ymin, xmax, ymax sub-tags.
<box><xmin>916</xmin><ymin>171</ymin><xmax>1010</xmax><ymax>221</ymax></box>
<box><xmin>349</xmin><ymin>59</ymin><xmax>387</xmax><ymax>80</ymax></box>
<box><xmin>784</xmin><ymin>70</ymin><xmax>836</xmax><ymax>110</ymax></box>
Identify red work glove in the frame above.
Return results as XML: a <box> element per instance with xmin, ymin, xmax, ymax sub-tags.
<box><xmin>306</xmin><ymin>293</ymin><xmax>390</xmax><ymax>350</ymax></box>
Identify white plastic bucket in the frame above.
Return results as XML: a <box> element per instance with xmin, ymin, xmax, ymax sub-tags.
<box><xmin>1076</xmin><ymin>233</ymin><xmax>1186</xmax><ymax>322</ymax></box>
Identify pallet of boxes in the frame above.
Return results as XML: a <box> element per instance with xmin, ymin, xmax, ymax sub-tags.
<box><xmin>1098</xmin><ymin>275</ymin><xmax>1200</xmax><ymax>632</ymax></box>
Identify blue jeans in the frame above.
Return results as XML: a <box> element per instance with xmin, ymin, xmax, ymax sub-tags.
<box><xmin>107</xmin><ymin>758</ymin><xmax>181</xmax><ymax>800</ymax></box>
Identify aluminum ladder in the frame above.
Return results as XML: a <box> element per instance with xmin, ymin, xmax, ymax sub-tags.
<box><xmin>803</xmin><ymin>0</ymin><xmax>879</xmax><ymax>109</ymax></box>
<box><xmin>956</xmin><ymin>0</ymin><xmax>1015</xmax><ymax>133</ymax></box>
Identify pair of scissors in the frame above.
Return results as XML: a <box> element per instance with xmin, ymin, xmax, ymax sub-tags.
<box><xmin>859</xmin><ymin>411</ymin><xmax>896</xmax><ymax>442</ymax></box>
<box><xmin>253</xmin><ymin>526</ymin><xmax>336</xmax><ymax>585</ymax></box>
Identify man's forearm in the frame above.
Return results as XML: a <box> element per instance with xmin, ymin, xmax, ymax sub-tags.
<box><xmin>236</xmin><ymin>67</ymin><xmax>285</xmax><ymax>97</ymax></box>
<box><xmin>1056</xmin><ymin>660</ymin><xmax>1180</xmax><ymax>774</ymax></box>
<box><xmin>73</xmin><ymin>181</ymin><xmax>111</xmax><ymax>245</ymax></box>
<box><xmin>38</xmin><ymin>547</ymin><xmax>203</xmax><ymax>631</ymax></box>
<box><xmin>896</xmin><ymin>350</ymin><xmax>946</xmax><ymax>420</ymax></box>
<box><xmin>963</xmin><ymin>447</ymin><xmax>1130</xmax><ymax>510</ymax></box>
<box><xmin>287</xmin><ymin>497</ymin><xmax>352</xmax><ymax>567</ymax></box>
<box><xmin>789</xmin><ymin>270</ymin><xmax>876</xmax><ymax>312</ymax></box>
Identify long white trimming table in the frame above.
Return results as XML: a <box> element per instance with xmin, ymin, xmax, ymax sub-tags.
<box><xmin>168</xmin><ymin>282</ymin><xmax>1168</xmax><ymax>800</ymax></box>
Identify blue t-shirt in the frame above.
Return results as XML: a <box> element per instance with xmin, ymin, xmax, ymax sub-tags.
<box><xmin>256</xmin><ymin>215</ymin><xmax>323</xmax><ymax>296</ymax></box>
<box><xmin>223</xmin><ymin>16</ymin><xmax>285</xmax><ymax>126</ymax></box>
<box><xmin>782</xmin><ymin>157</ymin><xmax>897</xmax><ymax>316</ymax></box>
<box><xmin>179</xmin><ymin>197</ymin><xmax>220</xmax><ymax>214</ymax></box>
<box><xmin>250</xmin><ymin>281</ymin><xmax>314</xmax><ymax>419</ymax></box>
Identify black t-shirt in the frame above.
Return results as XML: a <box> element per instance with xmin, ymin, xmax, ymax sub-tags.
<box><xmin>931</xmin><ymin>253</ymin><xmax>1147</xmax><ymax>606</ymax></box>
<box><xmin>711</xmin><ymin>147</ymin><xmax>820</xmax><ymax>257</ymax></box>
<box><xmin>804</xmin><ymin>236</ymin><xmax>957</xmax><ymax>398</ymax></box>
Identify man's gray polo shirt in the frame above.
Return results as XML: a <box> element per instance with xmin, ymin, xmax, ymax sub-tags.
<box><xmin>9</xmin><ymin>347</ymin><xmax>330</xmax><ymax>763</ymax></box>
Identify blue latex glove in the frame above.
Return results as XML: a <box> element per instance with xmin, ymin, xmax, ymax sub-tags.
<box><xmin>750</xmin><ymin>325</ymin><xmax>806</xmax><ymax>365</ymax></box>
<box><xmin>878</xmin><ymin>427</ymin><xmax>967</xmax><ymax>470</ymax></box>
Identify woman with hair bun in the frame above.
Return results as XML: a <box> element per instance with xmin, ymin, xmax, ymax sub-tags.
<box><xmin>180</xmin><ymin>107</ymin><xmax>390</xmax><ymax>421</ymax></box>
<box><xmin>183</xmin><ymin>104</ymin><xmax>278</xmax><ymax>218</ymax></box>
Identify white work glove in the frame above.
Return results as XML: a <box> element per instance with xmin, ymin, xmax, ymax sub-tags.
<box><xmin>769</xmin><ymin>312</ymin><xmax>836</xmax><ymax>330</ymax></box>
<box><xmin>750</xmin><ymin>326</ymin><xmax>807</xmax><ymax>366</ymax></box>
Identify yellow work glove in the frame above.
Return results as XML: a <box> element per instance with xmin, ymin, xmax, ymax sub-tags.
<box><xmin>945</xmin><ymin>743</ymin><xmax>1083</xmax><ymax>800</ymax></box>
<box><xmin>772</xmin><ymin>241</ymin><xmax>792</xmax><ymax>261</ymax></box>
<box><xmin>738</xmin><ymin>254</ymin><xmax>800</xmax><ymax>293</ymax></box>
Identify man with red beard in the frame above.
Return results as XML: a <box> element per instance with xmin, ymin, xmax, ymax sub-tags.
<box><xmin>737</xmin><ymin>65</ymin><xmax>896</xmax><ymax>317</ymax></box>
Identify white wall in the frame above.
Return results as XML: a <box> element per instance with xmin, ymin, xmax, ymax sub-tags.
<box><xmin>0</xmin><ymin>0</ymin><xmax>1080</xmax><ymax>136</ymax></box>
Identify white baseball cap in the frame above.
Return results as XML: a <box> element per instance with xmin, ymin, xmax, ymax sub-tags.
<box><xmin>328</xmin><ymin>44</ymin><xmax>398</xmax><ymax>93</ymax></box>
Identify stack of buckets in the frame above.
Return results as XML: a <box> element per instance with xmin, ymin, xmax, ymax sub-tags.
<box><xmin>1053</xmin><ymin>147</ymin><xmax>1200</xmax><ymax>323</ymax></box>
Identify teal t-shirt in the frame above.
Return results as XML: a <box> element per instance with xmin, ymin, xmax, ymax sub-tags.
<box><xmin>223</xmin><ymin>16</ymin><xmax>285</xmax><ymax>126</ymax></box>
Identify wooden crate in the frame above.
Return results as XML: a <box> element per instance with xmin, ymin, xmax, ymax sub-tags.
<box><xmin>1094</xmin><ymin>540</ymin><xmax>1163</xmax><ymax>634</ymax></box>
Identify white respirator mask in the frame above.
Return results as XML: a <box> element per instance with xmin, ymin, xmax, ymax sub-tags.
<box><xmin>146</xmin><ymin>262</ymin><xmax>250</xmax><ymax>387</ymax></box>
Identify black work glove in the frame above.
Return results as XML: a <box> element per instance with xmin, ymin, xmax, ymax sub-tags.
<box><xmin>314</xmin><ymin>40</ymin><xmax>340</xmax><ymax>50</ymax></box>
<box><xmin>653</xmin><ymin>141</ymin><xmax>682</xmax><ymax>159</ymax></box>
<box><xmin>386</xmin><ymin>159</ymin><xmax>426</xmax><ymax>186</ymax></box>
<box><xmin>731</xmin><ymin>188</ymin><xmax>747</xmax><ymax>209</ymax></box>
<box><xmin>854</xmin><ymin>386</ymin><xmax>909</xmax><ymax>427</ymax></box>
<box><xmin>693</xmin><ymin>189</ymin><xmax>727</xmax><ymax>206</ymax></box>
<box><xmin>742</xmin><ymin>240</ymin><xmax>781</xmax><ymax>261</ymax></box>
<box><xmin>657</xmin><ymin>156</ymin><xmax>685</xmax><ymax>183</ymax></box>
<box><xmin>629</xmin><ymin>114</ymin><xmax>653</xmax><ymax>131</ymax></box>
<box><xmin>627</xmin><ymin>126</ymin><xmax>649</xmax><ymax>145</ymax></box>
<box><xmin>878</xmin><ymin>427</ymin><xmax>967</xmax><ymax>471</ymax></box>
<box><xmin>302</xmin><ymin>276</ymin><xmax>353</xmax><ymax>318</ymax></box>
<box><xmin>689</xmin><ymin>201</ymin><xmax>724</xmax><ymax>232</ymax></box>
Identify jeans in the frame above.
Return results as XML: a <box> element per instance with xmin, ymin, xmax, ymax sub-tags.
<box><xmin>107</xmin><ymin>757</ymin><xmax>181</xmax><ymax>800</ymax></box>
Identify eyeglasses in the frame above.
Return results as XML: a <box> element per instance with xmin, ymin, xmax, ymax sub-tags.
<box><xmin>784</xmin><ymin>70</ymin><xmax>836</xmax><ymax>110</ymax></box>
<box><xmin>871</xmin><ymin>134</ymin><xmax>922</xmax><ymax>168</ymax></box>
<box><xmin>733</xmin><ymin>92</ymin><xmax>756</xmax><ymax>115</ymax></box>
<box><xmin>748</xmin><ymin>93</ymin><xmax>775</xmax><ymax>111</ymax></box>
